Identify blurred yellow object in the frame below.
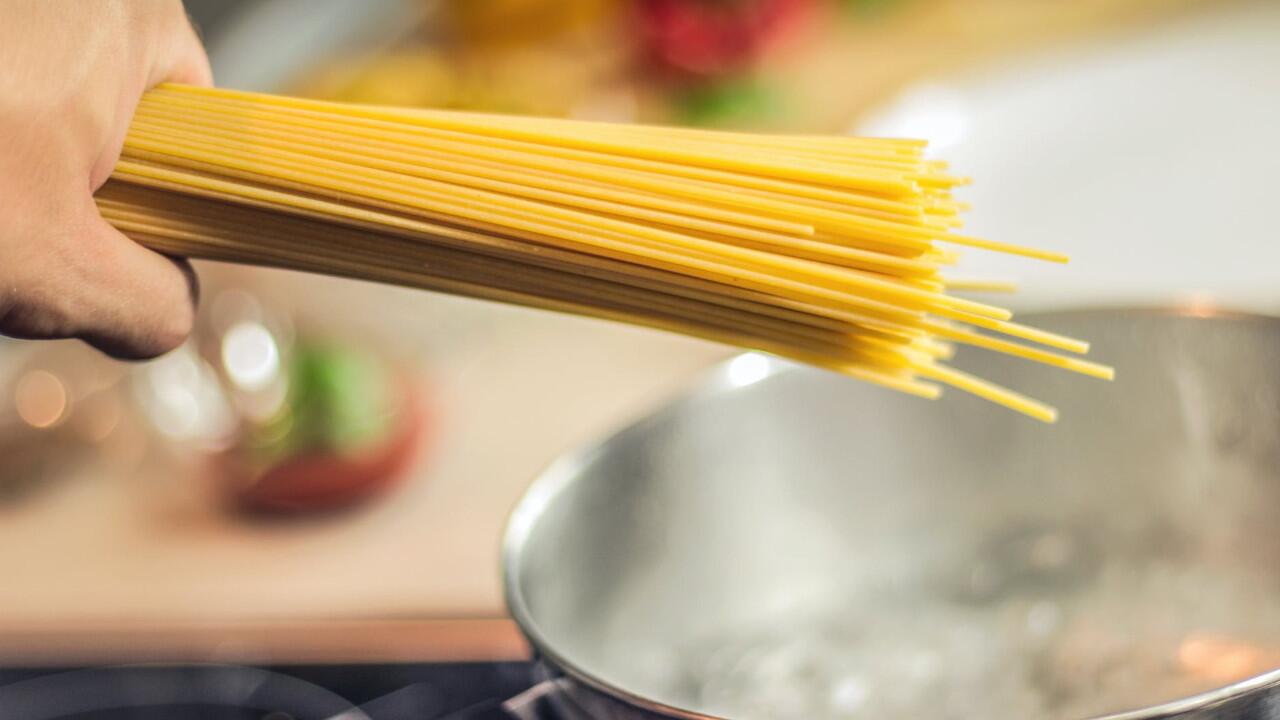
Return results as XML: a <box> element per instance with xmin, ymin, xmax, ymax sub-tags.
<box><xmin>452</xmin><ymin>47</ymin><xmax>628</xmax><ymax>116</ymax></box>
<box><xmin>444</xmin><ymin>0</ymin><xmax>622</xmax><ymax>47</ymax></box>
<box><xmin>292</xmin><ymin>0</ymin><xmax>630</xmax><ymax>116</ymax></box>
<box><xmin>293</xmin><ymin>51</ymin><xmax>457</xmax><ymax>108</ymax></box>
<box><xmin>294</xmin><ymin>47</ymin><xmax>624</xmax><ymax>117</ymax></box>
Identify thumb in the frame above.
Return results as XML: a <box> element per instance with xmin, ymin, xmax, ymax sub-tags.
<box><xmin>71</xmin><ymin>211</ymin><xmax>199</xmax><ymax>360</ymax></box>
<box><xmin>78</xmin><ymin>4</ymin><xmax>207</xmax><ymax>358</ymax></box>
<box><xmin>80</xmin><ymin>2</ymin><xmax>208</xmax><ymax>358</ymax></box>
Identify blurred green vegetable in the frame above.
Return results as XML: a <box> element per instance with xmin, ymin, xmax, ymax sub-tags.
<box><xmin>241</xmin><ymin>342</ymin><xmax>394</xmax><ymax>467</ymax></box>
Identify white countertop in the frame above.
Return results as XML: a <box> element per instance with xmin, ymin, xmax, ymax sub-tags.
<box><xmin>0</xmin><ymin>265</ymin><xmax>728</xmax><ymax>632</ymax></box>
<box><xmin>859</xmin><ymin>1</ymin><xmax>1280</xmax><ymax>313</ymax></box>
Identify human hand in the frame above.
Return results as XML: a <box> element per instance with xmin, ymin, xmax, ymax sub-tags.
<box><xmin>0</xmin><ymin>0</ymin><xmax>211</xmax><ymax>358</ymax></box>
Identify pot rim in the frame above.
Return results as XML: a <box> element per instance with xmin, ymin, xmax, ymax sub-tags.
<box><xmin>502</xmin><ymin>304</ymin><xmax>1280</xmax><ymax>720</ymax></box>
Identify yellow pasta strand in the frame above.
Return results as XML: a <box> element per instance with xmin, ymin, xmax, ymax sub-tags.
<box><xmin>93</xmin><ymin>83</ymin><xmax>1112</xmax><ymax>422</ymax></box>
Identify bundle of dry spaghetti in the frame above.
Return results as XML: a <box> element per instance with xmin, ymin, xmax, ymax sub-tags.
<box><xmin>95</xmin><ymin>83</ymin><xmax>1112</xmax><ymax>422</ymax></box>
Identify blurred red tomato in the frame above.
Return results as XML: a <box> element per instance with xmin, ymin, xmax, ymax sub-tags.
<box><xmin>223</xmin><ymin>380</ymin><xmax>427</xmax><ymax>516</ymax></box>
<box><xmin>636</xmin><ymin>0</ymin><xmax>814</xmax><ymax>79</ymax></box>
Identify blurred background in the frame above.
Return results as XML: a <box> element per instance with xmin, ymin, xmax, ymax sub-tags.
<box><xmin>1</xmin><ymin>0</ymin><xmax>1276</xmax><ymax>666</ymax></box>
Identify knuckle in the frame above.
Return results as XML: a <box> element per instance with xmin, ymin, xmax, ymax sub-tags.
<box><xmin>155</xmin><ymin>304</ymin><xmax>195</xmax><ymax>354</ymax></box>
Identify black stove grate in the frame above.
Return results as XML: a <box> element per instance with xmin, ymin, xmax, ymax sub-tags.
<box><xmin>0</xmin><ymin>662</ymin><xmax>541</xmax><ymax>720</ymax></box>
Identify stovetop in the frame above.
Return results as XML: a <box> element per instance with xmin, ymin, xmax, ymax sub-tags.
<box><xmin>0</xmin><ymin>662</ymin><xmax>551</xmax><ymax>720</ymax></box>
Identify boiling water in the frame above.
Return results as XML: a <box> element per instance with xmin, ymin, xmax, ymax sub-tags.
<box><xmin>672</xmin><ymin>531</ymin><xmax>1280</xmax><ymax>720</ymax></box>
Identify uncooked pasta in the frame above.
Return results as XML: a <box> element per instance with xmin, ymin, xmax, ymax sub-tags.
<box><xmin>96</xmin><ymin>84</ymin><xmax>1113</xmax><ymax>422</ymax></box>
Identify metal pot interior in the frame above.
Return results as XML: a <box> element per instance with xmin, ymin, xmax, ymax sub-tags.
<box><xmin>504</xmin><ymin>309</ymin><xmax>1280</xmax><ymax>720</ymax></box>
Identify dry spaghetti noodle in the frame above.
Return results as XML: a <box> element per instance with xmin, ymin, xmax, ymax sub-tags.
<box><xmin>95</xmin><ymin>83</ymin><xmax>1112</xmax><ymax>422</ymax></box>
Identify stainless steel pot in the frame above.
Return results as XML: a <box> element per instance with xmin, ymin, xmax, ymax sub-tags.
<box><xmin>500</xmin><ymin>309</ymin><xmax>1280</xmax><ymax>720</ymax></box>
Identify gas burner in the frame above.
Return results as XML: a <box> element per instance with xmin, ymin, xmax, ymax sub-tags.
<box><xmin>0</xmin><ymin>662</ymin><xmax>543</xmax><ymax>720</ymax></box>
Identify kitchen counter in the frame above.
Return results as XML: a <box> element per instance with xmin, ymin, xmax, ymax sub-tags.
<box><xmin>0</xmin><ymin>265</ymin><xmax>729</xmax><ymax>663</ymax></box>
